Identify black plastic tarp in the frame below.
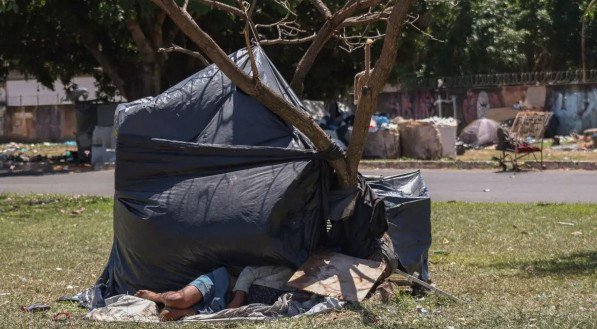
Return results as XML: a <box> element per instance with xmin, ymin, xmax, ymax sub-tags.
<box><xmin>366</xmin><ymin>171</ymin><xmax>432</xmax><ymax>281</ymax></box>
<box><xmin>100</xmin><ymin>47</ymin><xmax>331</xmax><ymax>296</ymax></box>
<box><xmin>94</xmin><ymin>46</ymin><xmax>432</xmax><ymax>302</ymax></box>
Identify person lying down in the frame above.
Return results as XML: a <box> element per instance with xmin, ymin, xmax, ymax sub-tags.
<box><xmin>135</xmin><ymin>265</ymin><xmax>294</xmax><ymax>321</ymax></box>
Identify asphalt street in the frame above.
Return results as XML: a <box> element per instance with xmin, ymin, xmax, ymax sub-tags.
<box><xmin>0</xmin><ymin>169</ymin><xmax>595</xmax><ymax>203</ymax></box>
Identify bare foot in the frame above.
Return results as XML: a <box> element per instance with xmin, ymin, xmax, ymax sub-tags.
<box><xmin>159</xmin><ymin>307</ymin><xmax>195</xmax><ymax>321</ymax></box>
<box><xmin>135</xmin><ymin>290</ymin><xmax>162</xmax><ymax>304</ymax></box>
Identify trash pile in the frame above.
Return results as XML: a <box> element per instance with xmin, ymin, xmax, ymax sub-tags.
<box><xmin>552</xmin><ymin>129</ymin><xmax>597</xmax><ymax>151</ymax></box>
<box><xmin>314</xmin><ymin>107</ymin><xmax>458</xmax><ymax>160</ymax></box>
<box><xmin>357</xmin><ymin>115</ymin><xmax>458</xmax><ymax>160</ymax></box>
<box><xmin>60</xmin><ymin>46</ymin><xmax>448</xmax><ymax>323</ymax></box>
<box><xmin>0</xmin><ymin>141</ymin><xmax>81</xmax><ymax>175</ymax></box>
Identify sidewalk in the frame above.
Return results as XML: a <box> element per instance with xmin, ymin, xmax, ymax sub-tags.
<box><xmin>360</xmin><ymin>160</ymin><xmax>597</xmax><ymax>171</ymax></box>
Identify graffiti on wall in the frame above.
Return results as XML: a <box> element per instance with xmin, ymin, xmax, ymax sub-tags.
<box><xmin>377</xmin><ymin>90</ymin><xmax>437</xmax><ymax>120</ymax></box>
<box><xmin>376</xmin><ymin>84</ymin><xmax>596</xmax><ymax>134</ymax></box>
<box><xmin>461</xmin><ymin>89</ymin><xmax>502</xmax><ymax>123</ymax></box>
<box><xmin>547</xmin><ymin>86</ymin><xmax>597</xmax><ymax>135</ymax></box>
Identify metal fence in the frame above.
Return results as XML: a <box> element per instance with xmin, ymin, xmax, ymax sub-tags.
<box><xmin>408</xmin><ymin>69</ymin><xmax>597</xmax><ymax>89</ymax></box>
<box><xmin>7</xmin><ymin>94</ymin><xmax>74</xmax><ymax>107</ymax></box>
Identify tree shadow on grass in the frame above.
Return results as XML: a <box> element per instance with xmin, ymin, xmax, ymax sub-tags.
<box><xmin>485</xmin><ymin>251</ymin><xmax>596</xmax><ymax>277</ymax></box>
<box><xmin>345</xmin><ymin>302</ymin><xmax>381</xmax><ymax>326</ymax></box>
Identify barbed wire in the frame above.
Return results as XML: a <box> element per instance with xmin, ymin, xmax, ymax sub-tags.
<box><xmin>406</xmin><ymin>69</ymin><xmax>597</xmax><ymax>88</ymax></box>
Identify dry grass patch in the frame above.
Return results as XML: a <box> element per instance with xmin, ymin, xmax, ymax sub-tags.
<box><xmin>0</xmin><ymin>195</ymin><xmax>594</xmax><ymax>328</ymax></box>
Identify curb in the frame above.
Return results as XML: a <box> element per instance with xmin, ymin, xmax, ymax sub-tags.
<box><xmin>359</xmin><ymin>160</ymin><xmax>597</xmax><ymax>171</ymax></box>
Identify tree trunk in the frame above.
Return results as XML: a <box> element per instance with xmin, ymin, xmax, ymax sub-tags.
<box><xmin>345</xmin><ymin>0</ymin><xmax>416</xmax><ymax>184</ymax></box>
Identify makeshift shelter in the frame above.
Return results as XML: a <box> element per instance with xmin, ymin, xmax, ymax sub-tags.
<box><xmin>86</xmin><ymin>47</ymin><xmax>432</xmax><ymax>309</ymax></box>
<box><xmin>459</xmin><ymin>118</ymin><xmax>500</xmax><ymax>147</ymax></box>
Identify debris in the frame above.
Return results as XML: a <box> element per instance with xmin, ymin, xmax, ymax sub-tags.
<box><xmin>571</xmin><ymin>231</ymin><xmax>583</xmax><ymax>236</ymax></box>
<box><xmin>0</xmin><ymin>293</ymin><xmax>10</xmax><ymax>296</ymax></box>
<box><xmin>52</xmin><ymin>311</ymin><xmax>72</xmax><ymax>321</ymax></box>
<box><xmin>460</xmin><ymin>118</ymin><xmax>500</xmax><ymax>147</ymax></box>
<box><xmin>55</xmin><ymin>268</ymin><xmax>63</xmax><ymax>271</ymax></box>
<box><xmin>370</xmin><ymin>281</ymin><xmax>399</xmax><ymax>302</ymax></box>
<box><xmin>433</xmin><ymin>250</ymin><xmax>450</xmax><ymax>255</ymax></box>
<box><xmin>70</xmin><ymin>208</ymin><xmax>86</xmax><ymax>216</ymax></box>
<box><xmin>362</xmin><ymin>128</ymin><xmax>400</xmax><ymax>159</ymax></box>
<box><xmin>287</xmin><ymin>251</ymin><xmax>386</xmax><ymax>302</ymax></box>
<box><xmin>416</xmin><ymin>305</ymin><xmax>429</xmax><ymax>315</ymax></box>
<box><xmin>420</xmin><ymin>116</ymin><xmax>458</xmax><ymax>159</ymax></box>
<box><xmin>397</xmin><ymin>120</ymin><xmax>443</xmax><ymax>160</ymax></box>
<box><xmin>20</xmin><ymin>304</ymin><xmax>50</xmax><ymax>312</ymax></box>
<box><xmin>483</xmin><ymin>189</ymin><xmax>491</xmax><ymax>192</ymax></box>
<box><xmin>557</xmin><ymin>222</ymin><xmax>575</xmax><ymax>226</ymax></box>
<box><xmin>393</xmin><ymin>269</ymin><xmax>465</xmax><ymax>303</ymax></box>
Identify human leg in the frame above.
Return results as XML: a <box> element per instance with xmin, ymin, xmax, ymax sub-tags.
<box><xmin>135</xmin><ymin>285</ymin><xmax>203</xmax><ymax>309</ymax></box>
<box><xmin>158</xmin><ymin>307</ymin><xmax>196</xmax><ymax>321</ymax></box>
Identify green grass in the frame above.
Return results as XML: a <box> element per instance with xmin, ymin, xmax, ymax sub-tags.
<box><xmin>0</xmin><ymin>195</ymin><xmax>595</xmax><ymax>328</ymax></box>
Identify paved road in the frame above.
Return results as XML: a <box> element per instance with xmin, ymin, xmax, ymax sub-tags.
<box><xmin>1</xmin><ymin>169</ymin><xmax>595</xmax><ymax>203</ymax></box>
<box><xmin>361</xmin><ymin>169</ymin><xmax>596</xmax><ymax>203</ymax></box>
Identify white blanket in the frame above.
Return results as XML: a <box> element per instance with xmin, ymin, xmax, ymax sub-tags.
<box><xmin>85</xmin><ymin>292</ymin><xmax>346</xmax><ymax>323</ymax></box>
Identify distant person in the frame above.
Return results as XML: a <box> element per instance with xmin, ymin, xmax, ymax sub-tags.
<box><xmin>135</xmin><ymin>265</ymin><xmax>293</xmax><ymax>321</ymax></box>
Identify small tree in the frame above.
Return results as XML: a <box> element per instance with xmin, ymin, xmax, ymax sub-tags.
<box><xmin>150</xmin><ymin>0</ymin><xmax>416</xmax><ymax>188</ymax></box>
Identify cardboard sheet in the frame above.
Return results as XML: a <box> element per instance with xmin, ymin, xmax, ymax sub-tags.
<box><xmin>287</xmin><ymin>251</ymin><xmax>386</xmax><ymax>302</ymax></box>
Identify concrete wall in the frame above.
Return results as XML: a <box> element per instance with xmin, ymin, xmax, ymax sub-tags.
<box><xmin>0</xmin><ymin>105</ymin><xmax>76</xmax><ymax>142</ymax></box>
<box><xmin>0</xmin><ymin>75</ymin><xmax>100</xmax><ymax>142</ymax></box>
<box><xmin>5</xmin><ymin>76</ymin><xmax>98</xmax><ymax>106</ymax></box>
<box><xmin>376</xmin><ymin>84</ymin><xmax>597</xmax><ymax>135</ymax></box>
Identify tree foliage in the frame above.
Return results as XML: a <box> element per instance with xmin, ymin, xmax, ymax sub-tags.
<box><xmin>0</xmin><ymin>0</ymin><xmax>595</xmax><ymax>100</ymax></box>
<box><xmin>398</xmin><ymin>0</ymin><xmax>597</xmax><ymax>81</ymax></box>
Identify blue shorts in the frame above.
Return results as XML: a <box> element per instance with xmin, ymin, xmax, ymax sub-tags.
<box><xmin>188</xmin><ymin>267</ymin><xmax>230</xmax><ymax>314</ymax></box>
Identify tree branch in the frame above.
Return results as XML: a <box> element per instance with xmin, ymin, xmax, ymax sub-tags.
<box><xmin>259</xmin><ymin>34</ymin><xmax>316</xmax><ymax>45</ymax></box>
<box><xmin>150</xmin><ymin>0</ymin><xmax>351</xmax><ymax>187</ymax></box>
<box><xmin>340</xmin><ymin>6</ymin><xmax>392</xmax><ymax>28</ymax></box>
<box><xmin>192</xmin><ymin>0</ymin><xmax>244</xmax><ymax>16</ymax></box>
<box><xmin>237</xmin><ymin>0</ymin><xmax>260</xmax><ymax>80</ymax></box>
<box><xmin>345</xmin><ymin>0</ymin><xmax>416</xmax><ymax>184</ymax></box>
<box><xmin>158</xmin><ymin>44</ymin><xmax>210</xmax><ymax>66</ymax></box>
<box><xmin>311</xmin><ymin>0</ymin><xmax>332</xmax><ymax>19</ymax></box>
<box><xmin>289</xmin><ymin>0</ymin><xmax>383</xmax><ymax>95</ymax></box>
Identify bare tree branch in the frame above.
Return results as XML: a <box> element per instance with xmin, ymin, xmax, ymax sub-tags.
<box><xmin>337</xmin><ymin>28</ymin><xmax>385</xmax><ymax>53</ymax></box>
<box><xmin>311</xmin><ymin>0</ymin><xmax>332</xmax><ymax>19</ymax></box>
<box><xmin>158</xmin><ymin>44</ymin><xmax>210</xmax><ymax>66</ymax></box>
<box><xmin>289</xmin><ymin>0</ymin><xmax>384</xmax><ymax>94</ymax></box>
<box><xmin>340</xmin><ymin>6</ymin><xmax>392</xmax><ymax>28</ymax></box>
<box><xmin>192</xmin><ymin>0</ymin><xmax>245</xmax><ymax>16</ymax></box>
<box><xmin>237</xmin><ymin>0</ymin><xmax>260</xmax><ymax>80</ymax></box>
<box><xmin>407</xmin><ymin>21</ymin><xmax>444</xmax><ymax>42</ymax></box>
<box><xmin>259</xmin><ymin>34</ymin><xmax>316</xmax><ymax>45</ymax></box>
<box><xmin>345</xmin><ymin>0</ymin><xmax>416</xmax><ymax>184</ymax></box>
<box><xmin>149</xmin><ymin>0</ymin><xmax>416</xmax><ymax>187</ymax></box>
<box><xmin>150</xmin><ymin>0</ymin><xmax>351</xmax><ymax>187</ymax></box>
